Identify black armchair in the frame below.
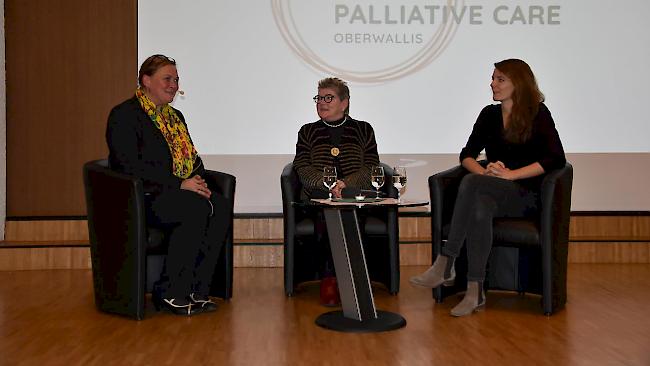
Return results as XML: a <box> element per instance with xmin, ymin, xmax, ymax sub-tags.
<box><xmin>83</xmin><ymin>159</ymin><xmax>235</xmax><ymax>320</ymax></box>
<box><xmin>281</xmin><ymin>162</ymin><xmax>400</xmax><ymax>296</ymax></box>
<box><xmin>428</xmin><ymin>162</ymin><xmax>573</xmax><ymax>315</ymax></box>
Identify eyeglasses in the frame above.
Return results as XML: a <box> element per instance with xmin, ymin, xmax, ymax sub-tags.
<box><xmin>313</xmin><ymin>94</ymin><xmax>336</xmax><ymax>103</ymax></box>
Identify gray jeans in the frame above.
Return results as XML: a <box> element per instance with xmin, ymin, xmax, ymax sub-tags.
<box><xmin>442</xmin><ymin>174</ymin><xmax>539</xmax><ymax>281</ymax></box>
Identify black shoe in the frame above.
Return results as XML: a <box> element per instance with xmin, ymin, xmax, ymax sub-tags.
<box><xmin>153</xmin><ymin>294</ymin><xmax>202</xmax><ymax>316</ymax></box>
<box><xmin>189</xmin><ymin>293</ymin><xmax>218</xmax><ymax>313</ymax></box>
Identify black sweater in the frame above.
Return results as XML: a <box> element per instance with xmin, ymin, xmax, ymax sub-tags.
<box><xmin>460</xmin><ymin>103</ymin><xmax>566</xmax><ymax>187</ymax></box>
<box><xmin>293</xmin><ymin>117</ymin><xmax>380</xmax><ymax>195</ymax></box>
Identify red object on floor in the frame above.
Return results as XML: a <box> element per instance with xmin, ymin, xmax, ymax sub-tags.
<box><xmin>320</xmin><ymin>276</ymin><xmax>340</xmax><ymax>307</ymax></box>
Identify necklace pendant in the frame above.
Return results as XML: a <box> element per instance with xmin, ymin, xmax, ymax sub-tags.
<box><xmin>331</xmin><ymin>147</ymin><xmax>340</xmax><ymax>157</ymax></box>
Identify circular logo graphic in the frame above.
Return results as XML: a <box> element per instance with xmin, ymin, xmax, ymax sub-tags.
<box><xmin>272</xmin><ymin>0</ymin><xmax>463</xmax><ymax>83</ymax></box>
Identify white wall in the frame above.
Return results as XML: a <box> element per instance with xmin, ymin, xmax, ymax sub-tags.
<box><xmin>203</xmin><ymin>153</ymin><xmax>650</xmax><ymax>214</ymax></box>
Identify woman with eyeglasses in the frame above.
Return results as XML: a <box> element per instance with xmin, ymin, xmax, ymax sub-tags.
<box><xmin>106</xmin><ymin>54</ymin><xmax>229</xmax><ymax>316</ymax></box>
<box><xmin>293</xmin><ymin>77</ymin><xmax>379</xmax><ymax>200</ymax></box>
<box><xmin>292</xmin><ymin>77</ymin><xmax>381</xmax><ymax>305</ymax></box>
<box><xmin>410</xmin><ymin>59</ymin><xmax>566</xmax><ymax>316</ymax></box>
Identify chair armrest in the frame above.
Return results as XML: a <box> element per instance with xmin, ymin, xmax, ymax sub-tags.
<box><xmin>428</xmin><ymin>165</ymin><xmax>470</xmax><ymax>247</ymax></box>
<box><xmin>538</xmin><ymin>162</ymin><xmax>573</xmax><ymax>313</ymax></box>
<box><xmin>280</xmin><ymin>162</ymin><xmax>303</xmax><ymax>295</ymax></box>
<box><xmin>539</xmin><ymin>162</ymin><xmax>573</xmax><ymax>248</ymax></box>
<box><xmin>202</xmin><ymin>169</ymin><xmax>236</xmax><ymax>300</ymax></box>
<box><xmin>203</xmin><ymin>170</ymin><xmax>236</xmax><ymax>201</ymax></box>
<box><xmin>281</xmin><ymin>162</ymin><xmax>302</xmax><ymax>209</ymax></box>
<box><xmin>428</xmin><ymin>161</ymin><xmax>487</xmax><ymax>240</ymax></box>
<box><xmin>84</xmin><ymin>159</ymin><xmax>147</xmax><ymax>262</ymax></box>
<box><xmin>281</xmin><ymin>161</ymin><xmax>303</xmax><ymax>231</ymax></box>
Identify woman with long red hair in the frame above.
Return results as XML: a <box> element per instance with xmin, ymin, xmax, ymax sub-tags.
<box><xmin>410</xmin><ymin>59</ymin><xmax>566</xmax><ymax>316</ymax></box>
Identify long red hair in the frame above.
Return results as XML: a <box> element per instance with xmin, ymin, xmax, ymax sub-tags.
<box><xmin>495</xmin><ymin>59</ymin><xmax>545</xmax><ymax>143</ymax></box>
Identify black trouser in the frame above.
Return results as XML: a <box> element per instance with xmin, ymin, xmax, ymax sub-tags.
<box><xmin>442</xmin><ymin>174</ymin><xmax>539</xmax><ymax>282</ymax></box>
<box><xmin>146</xmin><ymin>189</ymin><xmax>229</xmax><ymax>299</ymax></box>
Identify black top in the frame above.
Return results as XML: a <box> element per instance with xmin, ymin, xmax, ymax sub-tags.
<box><xmin>106</xmin><ymin>96</ymin><xmax>204</xmax><ymax>195</ymax></box>
<box><xmin>293</xmin><ymin>117</ymin><xmax>380</xmax><ymax>195</ymax></box>
<box><xmin>459</xmin><ymin>103</ymin><xmax>566</xmax><ymax>187</ymax></box>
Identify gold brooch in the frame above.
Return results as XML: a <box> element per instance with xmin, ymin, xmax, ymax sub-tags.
<box><xmin>331</xmin><ymin>147</ymin><xmax>340</xmax><ymax>157</ymax></box>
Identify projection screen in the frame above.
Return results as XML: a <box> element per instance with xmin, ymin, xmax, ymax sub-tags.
<box><xmin>138</xmin><ymin>0</ymin><xmax>650</xmax><ymax>213</ymax></box>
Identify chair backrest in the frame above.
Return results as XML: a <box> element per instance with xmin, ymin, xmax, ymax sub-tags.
<box><xmin>280</xmin><ymin>161</ymin><xmax>396</xmax><ymax>242</ymax></box>
<box><xmin>280</xmin><ymin>162</ymin><xmax>302</xmax><ymax>209</ymax></box>
<box><xmin>280</xmin><ymin>162</ymin><xmax>396</xmax><ymax>201</ymax></box>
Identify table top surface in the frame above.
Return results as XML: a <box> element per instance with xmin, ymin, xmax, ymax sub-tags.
<box><xmin>294</xmin><ymin>198</ymin><xmax>429</xmax><ymax>209</ymax></box>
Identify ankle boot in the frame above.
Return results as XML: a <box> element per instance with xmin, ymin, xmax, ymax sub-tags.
<box><xmin>450</xmin><ymin>281</ymin><xmax>486</xmax><ymax>317</ymax></box>
<box><xmin>409</xmin><ymin>255</ymin><xmax>456</xmax><ymax>288</ymax></box>
<box><xmin>320</xmin><ymin>276</ymin><xmax>340</xmax><ymax>307</ymax></box>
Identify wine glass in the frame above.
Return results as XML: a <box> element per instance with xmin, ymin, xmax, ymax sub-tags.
<box><xmin>323</xmin><ymin>166</ymin><xmax>337</xmax><ymax>200</ymax></box>
<box><xmin>392</xmin><ymin>166</ymin><xmax>407</xmax><ymax>202</ymax></box>
<box><xmin>371</xmin><ymin>166</ymin><xmax>385</xmax><ymax>200</ymax></box>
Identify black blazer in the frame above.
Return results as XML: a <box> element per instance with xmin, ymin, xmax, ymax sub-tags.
<box><xmin>106</xmin><ymin>97</ymin><xmax>203</xmax><ymax>195</ymax></box>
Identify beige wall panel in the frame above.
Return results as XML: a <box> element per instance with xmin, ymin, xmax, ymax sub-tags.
<box><xmin>234</xmin><ymin>245</ymin><xmax>283</xmax><ymax>268</ymax></box>
<box><xmin>399</xmin><ymin>217</ymin><xmax>419</xmax><ymax>239</ymax></box>
<box><xmin>4</xmin><ymin>220</ymin><xmax>88</xmax><ymax>242</ymax></box>
<box><xmin>234</xmin><ymin>218</ymin><xmax>283</xmax><ymax>241</ymax></box>
<box><xmin>399</xmin><ymin>243</ymin><xmax>432</xmax><ymax>266</ymax></box>
<box><xmin>2</xmin><ymin>242</ymin><xmax>649</xmax><ymax>270</ymax></box>
<box><xmin>569</xmin><ymin>242</ymin><xmax>650</xmax><ymax>263</ymax></box>
<box><xmin>2</xmin><ymin>216</ymin><xmax>649</xmax><ymax>269</ymax></box>
<box><xmin>0</xmin><ymin>247</ymin><xmax>90</xmax><ymax>270</ymax></box>
<box><xmin>570</xmin><ymin>216</ymin><xmax>650</xmax><ymax>239</ymax></box>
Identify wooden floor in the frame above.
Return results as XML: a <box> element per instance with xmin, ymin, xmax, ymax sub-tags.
<box><xmin>1</xmin><ymin>265</ymin><xmax>649</xmax><ymax>366</ymax></box>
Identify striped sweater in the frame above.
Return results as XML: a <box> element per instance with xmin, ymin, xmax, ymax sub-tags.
<box><xmin>293</xmin><ymin>117</ymin><xmax>380</xmax><ymax>196</ymax></box>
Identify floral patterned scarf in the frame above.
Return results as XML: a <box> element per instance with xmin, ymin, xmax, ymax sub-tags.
<box><xmin>136</xmin><ymin>88</ymin><xmax>197</xmax><ymax>179</ymax></box>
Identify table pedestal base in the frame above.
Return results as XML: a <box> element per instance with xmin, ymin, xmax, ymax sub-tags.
<box><xmin>315</xmin><ymin>310</ymin><xmax>406</xmax><ymax>333</ymax></box>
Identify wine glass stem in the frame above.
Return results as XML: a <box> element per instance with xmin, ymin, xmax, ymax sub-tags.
<box><xmin>397</xmin><ymin>191</ymin><xmax>401</xmax><ymax>202</ymax></box>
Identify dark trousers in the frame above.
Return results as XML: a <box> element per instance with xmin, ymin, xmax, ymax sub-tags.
<box><xmin>442</xmin><ymin>174</ymin><xmax>539</xmax><ymax>281</ymax></box>
<box><xmin>146</xmin><ymin>189</ymin><xmax>229</xmax><ymax>299</ymax></box>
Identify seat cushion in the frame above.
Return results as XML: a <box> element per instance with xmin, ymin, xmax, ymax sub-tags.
<box><xmin>295</xmin><ymin>217</ymin><xmax>387</xmax><ymax>237</ymax></box>
<box><xmin>493</xmin><ymin>219</ymin><xmax>539</xmax><ymax>246</ymax></box>
<box><xmin>295</xmin><ymin>218</ymin><xmax>315</xmax><ymax>237</ymax></box>
<box><xmin>364</xmin><ymin>216</ymin><xmax>387</xmax><ymax>235</ymax></box>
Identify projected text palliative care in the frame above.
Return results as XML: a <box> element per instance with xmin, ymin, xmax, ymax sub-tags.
<box><xmin>333</xmin><ymin>4</ymin><xmax>560</xmax><ymax>44</ymax></box>
<box><xmin>334</xmin><ymin>4</ymin><xmax>561</xmax><ymax>25</ymax></box>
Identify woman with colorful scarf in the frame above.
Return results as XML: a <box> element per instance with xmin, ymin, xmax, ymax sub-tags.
<box><xmin>106</xmin><ymin>55</ymin><xmax>229</xmax><ymax>316</ymax></box>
